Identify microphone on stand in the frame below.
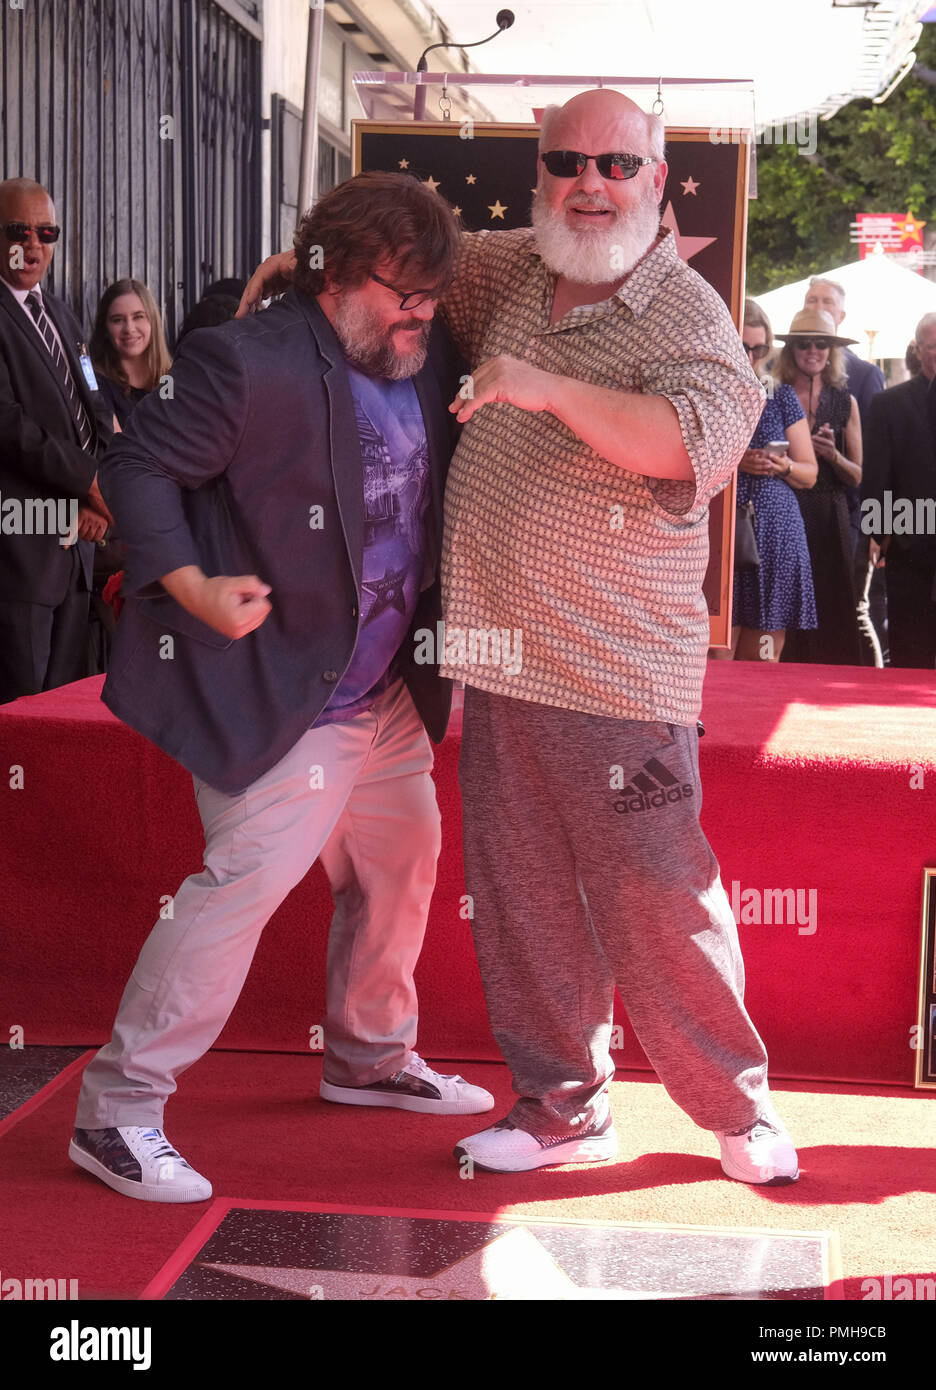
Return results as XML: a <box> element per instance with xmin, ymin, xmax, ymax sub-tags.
<box><xmin>413</xmin><ymin>10</ymin><xmax>514</xmax><ymax>121</ymax></box>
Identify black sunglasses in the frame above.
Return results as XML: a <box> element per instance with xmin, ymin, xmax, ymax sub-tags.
<box><xmin>370</xmin><ymin>272</ymin><xmax>442</xmax><ymax>312</ymax></box>
<box><xmin>541</xmin><ymin>151</ymin><xmax>656</xmax><ymax>181</ymax></box>
<box><xmin>743</xmin><ymin>343</ymin><xmax>770</xmax><ymax>360</ymax></box>
<box><xmin>793</xmin><ymin>337</ymin><xmax>833</xmax><ymax>351</ymax></box>
<box><xmin>2</xmin><ymin>222</ymin><xmax>60</xmax><ymax>244</ymax></box>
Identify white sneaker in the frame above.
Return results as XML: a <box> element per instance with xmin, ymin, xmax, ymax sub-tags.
<box><xmin>453</xmin><ymin>1115</ymin><xmax>618</xmax><ymax>1173</ymax></box>
<box><xmin>716</xmin><ymin>1118</ymin><xmax>799</xmax><ymax>1185</ymax></box>
<box><xmin>69</xmin><ymin>1126</ymin><xmax>213</xmax><ymax>1202</ymax></box>
<box><xmin>319</xmin><ymin>1053</ymin><xmax>495</xmax><ymax>1115</ymax></box>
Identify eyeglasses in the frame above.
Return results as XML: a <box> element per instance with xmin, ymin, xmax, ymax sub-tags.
<box><xmin>2</xmin><ymin>222</ymin><xmax>60</xmax><ymax>244</ymax></box>
<box><xmin>793</xmin><ymin>337</ymin><xmax>833</xmax><ymax>351</ymax></box>
<box><xmin>743</xmin><ymin>343</ymin><xmax>770</xmax><ymax>360</ymax></box>
<box><xmin>370</xmin><ymin>272</ymin><xmax>442</xmax><ymax>311</ymax></box>
<box><xmin>540</xmin><ymin>151</ymin><xmax>656</xmax><ymax>181</ymax></box>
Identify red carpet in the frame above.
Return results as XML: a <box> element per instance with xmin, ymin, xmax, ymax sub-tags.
<box><xmin>1</xmin><ymin>663</ymin><xmax>935</xmax><ymax>1083</ymax></box>
<box><xmin>0</xmin><ymin>1050</ymin><xmax>933</xmax><ymax>1301</ymax></box>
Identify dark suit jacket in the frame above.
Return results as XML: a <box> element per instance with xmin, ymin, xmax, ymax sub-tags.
<box><xmin>863</xmin><ymin>371</ymin><xmax>936</xmax><ymax>564</ymax></box>
<box><xmin>0</xmin><ymin>279</ymin><xmax>113</xmax><ymax>603</ymax></box>
<box><xmin>843</xmin><ymin>349</ymin><xmax>885</xmax><ymax>532</ymax></box>
<box><xmin>844</xmin><ymin>349</ymin><xmax>885</xmax><ymax>430</ymax></box>
<box><xmin>100</xmin><ymin>291</ymin><xmax>463</xmax><ymax>795</ymax></box>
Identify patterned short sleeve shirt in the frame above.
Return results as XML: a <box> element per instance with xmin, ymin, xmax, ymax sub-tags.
<box><xmin>437</xmin><ymin>225</ymin><xmax>765</xmax><ymax>724</ymax></box>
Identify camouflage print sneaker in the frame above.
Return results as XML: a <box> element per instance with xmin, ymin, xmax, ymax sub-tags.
<box><xmin>69</xmin><ymin>1126</ymin><xmax>212</xmax><ymax>1202</ymax></box>
<box><xmin>319</xmin><ymin>1053</ymin><xmax>495</xmax><ymax>1115</ymax></box>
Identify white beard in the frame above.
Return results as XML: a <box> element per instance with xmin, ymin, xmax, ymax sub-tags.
<box><xmin>531</xmin><ymin>186</ymin><xmax>661</xmax><ymax>285</ymax></box>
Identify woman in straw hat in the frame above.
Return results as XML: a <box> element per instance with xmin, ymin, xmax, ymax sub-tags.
<box><xmin>772</xmin><ymin>308</ymin><xmax>864</xmax><ymax>665</ymax></box>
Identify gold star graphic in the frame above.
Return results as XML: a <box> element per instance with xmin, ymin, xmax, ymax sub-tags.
<box><xmin>452</xmin><ymin>206</ymin><xmax>462</xmax><ymax>217</ymax></box>
<box><xmin>424</xmin><ymin>175</ymin><xmax>440</xmax><ymax>192</ymax></box>
<box><xmin>465</xmin><ymin>174</ymin><xmax>477</xmax><ymax>185</ymax></box>
<box><xmin>488</xmin><ymin>199</ymin><xmax>507</xmax><ymax>220</ymax></box>
<box><xmin>681</xmin><ymin>176</ymin><xmax>700</xmax><ymax>196</ymax></box>
<box><xmin>398</xmin><ymin>158</ymin><xmax>409</xmax><ymax>170</ymax></box>
<box><xmin>902</xmin><ymin>212</ymin><xmax>926</xmax><ymax>240</ymax></box>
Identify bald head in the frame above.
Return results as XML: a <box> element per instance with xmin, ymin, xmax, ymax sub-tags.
<box><xmin>0</xmin><ymin>178</ymin><xmax>52</xmax><ymax>223</ymax></box>
<box><xmin>532</xmin><ymin>88</ymin><xmax>667</xmax><ymax>288</ymax></box>
<box><xmin>539</xmin><ymin>90</ymin><xmax>664</xmax><ymax>161</ymax></box>
<box><xmin>0</xmin><ymin>178</ymin><xmax>58</xmax><ymax>292</ymax></box>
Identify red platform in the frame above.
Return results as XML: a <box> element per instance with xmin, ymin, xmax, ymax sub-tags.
<box><xmin>1</xmin><ymin>663</ymin><xmax>933</xmax><ymax>1086</ymax></box>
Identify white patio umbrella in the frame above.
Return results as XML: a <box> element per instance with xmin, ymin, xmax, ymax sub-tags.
<box><xmin>752</xmin><ymin>250</ymin><xmax>936</xmax><ymax>361</ymax></box>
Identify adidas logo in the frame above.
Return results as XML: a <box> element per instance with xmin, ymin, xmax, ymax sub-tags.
<box><xmin>611</xmin><ymin>757</ymin><xmax>693</xmax><ymax>814</ymax></box>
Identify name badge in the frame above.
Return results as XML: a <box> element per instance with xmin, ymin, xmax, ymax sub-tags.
<box><xmin>79</xmin><ymin>353</ymin><xmax>99</xmax><ymax>392</ymax></box>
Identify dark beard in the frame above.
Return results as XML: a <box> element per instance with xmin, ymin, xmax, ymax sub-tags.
<box><xmin>333</xmin><ymin>295</ymin><xmax>429</xmax><ymax>380</ymax></box>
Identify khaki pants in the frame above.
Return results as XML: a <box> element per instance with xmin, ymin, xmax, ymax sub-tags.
<box><xmin>75</xmin><ymin>679</ymin><xmax>441</xmax><ymax>1128</ymax></box>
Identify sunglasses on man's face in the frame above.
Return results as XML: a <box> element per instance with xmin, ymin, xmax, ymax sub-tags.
<box><xmin>743</xmin><ymin>342</ymin><xmax>770</xmax><ymax>360</ymax></box>
<box><xmin>540</xmin><ymin>151</ymin><xmax>656</xmax><ymax>181</ymax></box>
<box><xmin>793</xmin><ymin>337</ymin><xmax>832</xmax><ymax>351</ymax></box>
<box><xmin>2</xmin><ymin>222</ymin><xmax>60</xmax><ymax>244</ymax></box>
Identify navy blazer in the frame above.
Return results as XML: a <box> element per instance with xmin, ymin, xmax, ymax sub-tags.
<box><xmin>863</xmin><ymin>371</ymin><xmax>936</xmax><ymax>564</ymax></box>
<box><xmin>0</xmin><ymin>279</ymin><xmax>112</xmax><ymax>603</ymax></box>
<box><xmin>99</xmin><ymin>291</ymin><xmax>463</xmax><ymax>794</ymax></box>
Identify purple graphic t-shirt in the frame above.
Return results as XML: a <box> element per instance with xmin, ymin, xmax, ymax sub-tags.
<box><xmin>314</xmin><ymin>364</ymin><xmax>430</xmax><ymax>727</ymax></box>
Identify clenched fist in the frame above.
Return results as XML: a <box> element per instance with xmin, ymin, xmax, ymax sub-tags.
<box><xmin>161</xmin><ymin>566</ymin><xmax>272</xmax><ymax>640</ymax></box>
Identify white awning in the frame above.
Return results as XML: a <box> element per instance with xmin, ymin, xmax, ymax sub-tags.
<box><xmin>753</xmin><ymin>251</ymin><xmax>936</xmax><ymax>360</ymax></box>
<box><xmin>417</xmin><ymin>0</ymin><xmax>930</xmax><ymax>126</ymax></box>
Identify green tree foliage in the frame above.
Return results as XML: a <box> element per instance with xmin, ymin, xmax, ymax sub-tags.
<box><xmin>746</xmin><ymin>25</ymin><xmax>936</xmax><ymax>293</ymax></box>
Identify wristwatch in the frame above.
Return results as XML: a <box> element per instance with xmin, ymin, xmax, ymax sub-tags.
<box><xmin>782</xmin><ymin>458</ymin><xmax>794</xmax><ymax>478</ymax></box>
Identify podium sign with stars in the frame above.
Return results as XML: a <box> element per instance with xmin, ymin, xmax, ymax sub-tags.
<box><xmin>353</xmin><ymin>122</ymin><xmax>750</xmax><ymax>643</ymax></box>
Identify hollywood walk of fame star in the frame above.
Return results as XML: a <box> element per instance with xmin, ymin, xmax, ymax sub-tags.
<box><xmin>197</xmin><ymin>1226</ymin><xmax>678</xmax><ymax>1300</ymax></box>
<box><xmin>488</xmin><ymin>199</ymin><xmax>507</xmax><ymax>220</ymax></box>
<box><xmin>680</xmin><ymin>176</ymin><xmax>700</xmax><ymax>196</ymax></box>
<box><xmin>424</xmin><ymin>175</ymin><xmax>440</xmax><ymax>192</ymax></box>
<box><xmin>361</xmin><ymin>566</ymin><xmax>409</xmax><ymax>622</ymax></box>
<box><xmin>660</xmin><ymin>201</ymin><xmax>716</xmax><ymax>263</ymax></box>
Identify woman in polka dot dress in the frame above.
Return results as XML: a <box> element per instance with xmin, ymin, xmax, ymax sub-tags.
<box><xmin>729</xmin><ymin>301</ymin><xmax>818</xmax><ymax>661</ymax></box>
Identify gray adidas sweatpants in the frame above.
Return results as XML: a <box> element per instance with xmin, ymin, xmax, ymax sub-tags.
<box><xmin>459</xmin><ymin>685</ymin><xmax>775</xmax><ymax>1138</ymax></box>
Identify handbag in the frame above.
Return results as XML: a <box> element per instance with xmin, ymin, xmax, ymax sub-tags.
<box><xmin>735</xmin><ymin>500</ymin><xmax>760</xmax><ymax>570</ymax></box>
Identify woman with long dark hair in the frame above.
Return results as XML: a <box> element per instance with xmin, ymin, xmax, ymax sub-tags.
<box><xmin>85</xmin><ymin>280</ymin><xmax>171</xmax><ymax>671</ymax></box>
<box><xmin>90</xmin><ymin>278</ymin><xmax>171</xmax><ymax>428</ymax></box>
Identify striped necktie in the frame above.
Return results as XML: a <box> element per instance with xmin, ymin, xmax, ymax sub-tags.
<box><xmin>25</xmin><ymin>291</ymin><xmax>94</xmax><ymax>451</ymax></box>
